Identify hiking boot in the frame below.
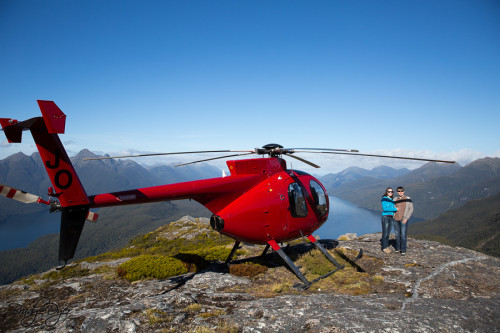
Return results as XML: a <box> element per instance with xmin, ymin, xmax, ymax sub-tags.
<box><xmin>401</xmin><ymin>251</ymin><xmax>406</xmax><ymax>256</ymax></box>
<box><xmin>383</xmin><ymin>248</ymin><xmax>391</xmax><ymax>254</ymax></box>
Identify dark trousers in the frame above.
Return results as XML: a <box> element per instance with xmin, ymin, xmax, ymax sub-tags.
<box><xmin>394</xmin><ymin>220</ymin><xmax>408</xmax><ymax>252</ymax></box>
<box><xmin>381</xmin><ymin>215</ymin><xmax>394</xmax><ymax>249</ymax></box>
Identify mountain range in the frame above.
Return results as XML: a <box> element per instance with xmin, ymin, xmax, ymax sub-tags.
<box><xmin>322</xmin><ymin>158</ymin><xmax>500</xmax><ymax>221</ymax></box>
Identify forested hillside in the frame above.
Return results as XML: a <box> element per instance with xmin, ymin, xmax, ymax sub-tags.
<box><xmin>409</xmin><ymin>193</ymin><xmax>500</xmax><ymax>257</ymax></box>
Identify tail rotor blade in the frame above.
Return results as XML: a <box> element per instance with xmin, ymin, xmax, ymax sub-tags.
<box><xmin>0</xmin><ymin>184</ymin><xmax>44</xmax><ymax>204</ymax></box>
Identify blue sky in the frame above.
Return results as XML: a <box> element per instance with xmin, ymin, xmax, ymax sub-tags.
<box><xmin>1</xmin><ymin>0</ymin><xmax>499</xmax><ymax>174</ymax></box>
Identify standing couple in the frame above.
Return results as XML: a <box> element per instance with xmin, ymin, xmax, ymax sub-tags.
<box><xmin>381</xmin><ymin>187</ymin><xmax>413</xmax><ymax>255</ymax></box>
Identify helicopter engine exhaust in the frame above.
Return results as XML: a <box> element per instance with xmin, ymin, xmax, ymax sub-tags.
<box><xmin>210</xmin><ymin>215</ymin><xmax>224</xmax><ymax>231</ymax></box>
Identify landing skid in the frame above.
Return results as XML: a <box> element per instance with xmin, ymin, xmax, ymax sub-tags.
<box><xmin>55</xmin><ymin>261</ymin><xmax>67</xmax><ymax>270</ymax></box>
<box><xmin>269</xmin><ymin>235</ymin><xmax>363</xmax><ymax>290</ymax></box>
<box><xmin>225</xmin><ymin>236</ymin><xmax>362</xmax><ymax>290</ymax></box>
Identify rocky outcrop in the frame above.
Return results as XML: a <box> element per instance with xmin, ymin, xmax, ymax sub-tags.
<box><xmin>1</xmin><ymin>231</ymin><xmax>498</xmax><ymax>332</ymax></box>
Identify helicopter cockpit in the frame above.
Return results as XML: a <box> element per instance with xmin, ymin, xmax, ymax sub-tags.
<box><xmin>287</xmin><ymin>179</ymin><xmax>328</xmax><ymax>219</ymax></box>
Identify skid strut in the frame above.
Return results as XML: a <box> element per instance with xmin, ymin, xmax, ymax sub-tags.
<box><xmin>267</xmin><ymin>235</ymin><xmax>363</xmax><ymax>289</ymax></box>
<box><xmin>225</xmin><ymin>240</ymin><xmax>241</xmax><ymax>263</ymax></box>
<box><xmin>267</xmin><ymin>239</ymin><xmax>310</xmax><ymax>287</ymax></box>
<box><xmin>307</xmin><ymin>235</ymin><xmax>343</xmax><ymax>269</ymax></box>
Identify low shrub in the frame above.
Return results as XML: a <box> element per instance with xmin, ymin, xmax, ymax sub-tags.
<box><xmin>118</xmin><ymin>255</ymin><xmax>187</xmax><ymax>282</ymax></box>
<box><xmin>195</xmin><ymin>245</ymin><xmax>233</xmax><ymax>262</ymax></box>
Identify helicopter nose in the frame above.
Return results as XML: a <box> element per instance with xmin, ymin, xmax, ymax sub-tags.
<box><xmin>210</xmin><ymin>215</ymin><xmax>225</xmax><ymax>231</ymax></box>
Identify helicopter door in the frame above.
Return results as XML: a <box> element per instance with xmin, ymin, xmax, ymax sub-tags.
<box><xmin>287</xmin><ymin>182</ymin><xmax>308</xmax><ymax>218</ymax></box>
<box><xmin>284</xmin><ymin>181</ymin><xmax>309</xmax><ymax>239</ymax></box>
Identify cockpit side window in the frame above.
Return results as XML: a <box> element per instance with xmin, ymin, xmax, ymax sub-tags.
<box><xmin>310</xmin><ymin>180</ymin><xmax>328</xmax><ymax>217</ymax></box>
<box><xmin>288</xmin><ymin>182</ymin><xmax>308</xmax><ymax>217</ymax></box>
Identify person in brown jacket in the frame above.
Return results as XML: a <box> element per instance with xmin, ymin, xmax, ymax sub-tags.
<box><xmin>393</xmin><ymin>186</ymin><xmax>413</xmax><ymax>255</ymax></box>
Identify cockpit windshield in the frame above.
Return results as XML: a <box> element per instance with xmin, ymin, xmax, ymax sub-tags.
<box><xmin>310</xmin><ymin>180</ymin><xmax>328</xmax><ymax>217</ymax></box>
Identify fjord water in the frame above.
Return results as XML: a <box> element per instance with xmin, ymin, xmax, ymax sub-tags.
<box><xmin>0</xmin><ymin>210</ymin><xmax>58</xmax><ymax>251</ymax></box>
<box><xmin>316</xmin><ymin>197</ymin><xmax>381</xmax><ymax>240</ymax></box>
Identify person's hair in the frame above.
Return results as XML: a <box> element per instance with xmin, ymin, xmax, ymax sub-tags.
<box><xmin>397</xmin><ymin>186</ymin><xmax>404</xmax><ymax>192</ymax></box>
<box><xmin>383</xmin><ymin>187</ymin><xmax>394</xmax><ymax>197</ymax></box>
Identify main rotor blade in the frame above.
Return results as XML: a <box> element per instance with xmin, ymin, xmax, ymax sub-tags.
<box><xmin>84</xmin><ymin>150</ymin><xmax>253</xmax><ymax>161</ymax></box>
<box><xmin>174</xmin><ymin>152</ymin><xmax>256</xmax><ymax>167</ymax></box>
<box><xmin>290</xmin><ymin>148</ymin><xmax>360</xmax><ymax>153</ymax></box>
<box><xmin>315</xmin><ymin>151</ymin><xmax>456</xmax><ymax>163</ymax></box>
<box><xmin>285</xmin><ymin>154</ymin><xmax>321</xmax><ymax>168</ymax></box>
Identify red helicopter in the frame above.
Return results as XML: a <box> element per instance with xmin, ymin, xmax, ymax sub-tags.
<box><xmin>0</xmin><ymin>101</ymin><xmax>455</xmax><ymax>288</ymax></box>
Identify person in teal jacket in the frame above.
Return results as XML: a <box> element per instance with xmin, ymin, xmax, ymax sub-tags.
<box><xmin>381</xmin><ymin>187</ymin><xmax>398</xmax><ymax>253</ymax></box>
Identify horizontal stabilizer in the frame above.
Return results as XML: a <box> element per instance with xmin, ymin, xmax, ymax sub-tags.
<box><xmin>0</xmin><ymin>118</ymin><xmax>22</xmax><ymax>143</ymax></box>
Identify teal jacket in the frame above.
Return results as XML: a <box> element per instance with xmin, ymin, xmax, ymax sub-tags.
<box><xmin>381</xmin><ymin>196</ymin><xmax>397</xmax><ymax>216</ymax></box>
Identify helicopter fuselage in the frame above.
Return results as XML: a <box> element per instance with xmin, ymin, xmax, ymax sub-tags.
<box><xmin>88</xmin><ymin>157</ymin><xmax>329</xmax><ymax>244</ymax></box>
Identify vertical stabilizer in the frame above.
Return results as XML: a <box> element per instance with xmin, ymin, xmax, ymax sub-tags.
<box><xmin>1</xmin><ymin>100</ymin><xmax>90</xmax><ymax>263</ymax></box>
<box><xmin>32</xmin><ymin>101</ymin><xmax>90</xmax><ymax>207</ymax></box>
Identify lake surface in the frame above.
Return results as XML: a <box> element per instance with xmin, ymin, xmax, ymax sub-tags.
<box><xmin>316</xmin><ymin>197</ymin><xmax>382</xmax><ymax>240</ymax></box>
<box><xmin>0</xmin><ymin>210</ymin><xmax>59</xmax><ymax>251</ymax></box>
<box><xmin>0</xmin><ymin>197</ymin><xmax>382</xmax><ymax>251</ymax></box>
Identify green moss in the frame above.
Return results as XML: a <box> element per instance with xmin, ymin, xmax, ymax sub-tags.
<box><xmin>41</xmin><ymin>265</ymin><xmax>91</xmax><ymax>281</ymax></box>
<box><xmin>118</xmin><ymin>255</ymin><xmax>188</xmax><ymax>282</ymax></box>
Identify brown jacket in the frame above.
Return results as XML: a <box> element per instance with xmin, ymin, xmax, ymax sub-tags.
<box><xmin>394</xmin><ymin>196</ymin><xmax>414</xmax><ymax>221</ymax></box>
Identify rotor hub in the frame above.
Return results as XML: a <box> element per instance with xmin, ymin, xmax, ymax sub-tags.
<box><xmin>257</xmin><ymin>143</ymin><xmax>287</xmax><ymax>157</ymax></box>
